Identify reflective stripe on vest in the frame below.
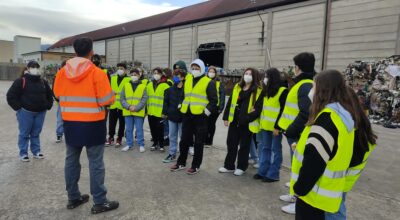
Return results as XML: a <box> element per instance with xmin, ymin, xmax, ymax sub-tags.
<box><xmin>110</xmin><ymin>75</ymin><xmax>131</xmax><ymax>110</ymax></box>
<box><xmin>228</xmin><ymin>83</ymin><xmax>262</xmax><ymax>133</ymax></box>
<box><xmin>180</xmin><ymin>74</ymin><xmax>211</xmax><ymax>115</ymax></box>
<box><xmin>278</xmin><ymin>79</ymin><xmax>313</xmax><ymax>130</ymax></box>
<box><xmin>289</xmin><ymin>107</ymin><xmax>354</xmax><ymax>213</ymax></box>
<box><xmin>146</xmin><ymin>81</ymin><xmax>170</xmax><ymax>117</ymax></box>
<box><xmin>344</xmin><ymin>143</ymin><xmax>376</xmax><ymax>192</ymax></box>
<box><xmin>260</xmin><ymin>87</ymin><xmax>286</xmax><ymax>131</ymax></box>
<box><xmin>122</xmin><ymin>83</ymin><xmax>146</xmax><ymax>117</ymax></box>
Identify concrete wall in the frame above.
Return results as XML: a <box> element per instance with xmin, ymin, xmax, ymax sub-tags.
<box><xmin>106</xmin><ymin>39</ymin><xmax>119</xmax><ymax>66</ymax></box>
<box><xmin>134</xmin><ymin>35</ymin><xmax>151</xmax><ymax>69</ymax></box>
<box><xmin>171</xmin><ymin>27</ymin><xmax>193</xmax><ymax>70</ymax></box>
<box><xmin>0</xmin><ymin>40</ymin><xmax>14</xmax><ymax>63</ymax></box>
<box><xmin>22</xmin><ymin>53</ymin><xmax>41</xmax><ymax>63</ymax></box>
<box><xmin>93</xmin><ymin>40</ymin><xmax>106</xmax><ymax>55</ymax></box>
<box><xmin>326</xmin><ymin>0</ymin><xmax>400</xmax><ymax>70</ymax></box>
<box><xmin>13</xmin><ymin>36</ymin><xmax>41</xmax><ymax>64</ymax></box>
<box><xmin>151</xmin><ymin>31</ymin><xmax>170</xmax><ymax>69</ymax></box>
<box><xmin>119</xmin><ymin>37</ymin><xmax>133</xmax><ymax>62</ymax></box>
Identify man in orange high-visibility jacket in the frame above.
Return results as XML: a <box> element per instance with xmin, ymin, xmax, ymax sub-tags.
<box><xmin>54</xmin><ymin>37</ymin><xmax>119</xmax><ymax>214</ymax></box>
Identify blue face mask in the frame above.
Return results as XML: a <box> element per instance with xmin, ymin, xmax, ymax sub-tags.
<box><xmin>173</xmin><ymin>76</ymin><xmax>181</xmax><ymax>84</ymax></box>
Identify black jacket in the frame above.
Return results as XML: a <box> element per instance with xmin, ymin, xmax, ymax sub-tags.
<box><xmin>163</xmin><ymin>84</ymin><xmax>184</xmax><ymax>123</ymax></box>
<box><xmin>7</xmin><ymin>74</ymin><xmax>53</xmax><ymax>112</ymax></box>
<box><xmin>223</xmin><ymin>85</ymin><xmax>263</xmax><ymax>127</ymax></box>
<box><xmin>284</xmin><ymin>72</ymin><xmax>314</xmax><ymax>139</ymax></box>
<box><xmin>215</xmin><ymin>79</ymin><xmax>226</xmax><ymax>113</ymax></box>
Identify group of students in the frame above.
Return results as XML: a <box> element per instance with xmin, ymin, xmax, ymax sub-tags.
<box><xmin>6</xmin><ymin>35</ymin><xmax>377</xmax><ymax>218</ymax></box>
<box><xmin>101</xmin><ymin>59</ymin><xmax>225</xmax><ymax>167</ymax></box>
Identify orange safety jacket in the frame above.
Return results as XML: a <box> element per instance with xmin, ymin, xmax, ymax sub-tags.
<box><xmin>54</xmin><ymin>58</ymin><xmax>115</xmax><ymax>122</ymax></box>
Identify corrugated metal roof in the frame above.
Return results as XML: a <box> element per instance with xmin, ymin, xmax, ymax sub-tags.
<box><xmin>49</xmin><ymin>0</ymin><xmax>305</xmax><ymax>49</ymax></box>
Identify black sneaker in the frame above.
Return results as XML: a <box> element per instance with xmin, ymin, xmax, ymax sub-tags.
<box><xmin>150</xmin><ymin>143</ymin><xmax>158</xmax><ymax>151</ymax></box>
<box><xmin>262</xmin><ymin>177</ymin><xmax>279</xmax><ymax>183</ymax></box>
<box><xmin>56</xmin><ymin>135</ymin><xmax>62</xmax><ymax>143</ymax></box>
<box><xmin>253</xmin><ymin>174</ymin><xmax>263</xmax><ymax>180</ymax></box>
<box><xmin>67</xmin><ymin>194</ymin><xmax>89</xmax><ymax>209</ymax></box>
<box><xmin>159</xmin><ymin>147</ymin><xmax>165</xmax><ymax>152</ymax></box>
<box><xmin>91</xmin><ymin>200</ymin><xmax>119</xmax><ymax>214</ymax></box>
<box><xmin>162</xmin><ymin>154</ymin><xmax>176</xmax><ymax>163</ymax></box>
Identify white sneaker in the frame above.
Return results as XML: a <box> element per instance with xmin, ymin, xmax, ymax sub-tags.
<box><xmin>121</xmin><ymin>146</ymin><xmax>132</xmax><ymax>152</ymax></box>
<box><xmin>33</xmin><ymin>153</ymin><xmax>44</xmax><ymax>159</ymax></box>
<box><xmin>253</xmin><ymin>163</ymin><xmax>259</xmax><ymax>169</ymax></box>
<box><xmin>285</xmin><ymin>182</ymin><xmax>290</xmax><ymax>188</ymax></box>
<box><xmin>189</xmin><ymin>147</ymin><xmax>194</xmax><ymax>156</ymax></box>
<box><xmin>248</xmin><ymin>159</ymin><xmax>256</xmax><ymax>164</ymax></box>
<box><xmin>279</xmin><ymin>194</ymin><xmax>296</xmax><ymax>203</ymax></box>
<box><xmin>139</xmin><ymin>146</ymin><xmax>145</xmax><ymax>153</ymax></box>
<box><xmin>233</xmin><ymin>169</ymin><xmax>245</xmax><ymax>176</ymax></box>
<box><xmin>218</xmin><ymin>167</ymin><xmax>234</xmax><ymax>173</ymax></box>
<box><xmin>281</xmin><ymin>203</ymin><xmax>296</xmax><ymax>215</ymax></box>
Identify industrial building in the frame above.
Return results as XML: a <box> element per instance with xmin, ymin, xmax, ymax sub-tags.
<box><xmin>48</xmin><ymin>0</ymin><xmax>400</xmax><ymax>73</ymax></box>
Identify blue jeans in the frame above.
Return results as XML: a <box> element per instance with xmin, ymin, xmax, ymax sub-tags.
<box><xmin>56</xmin><ymin>105</ymin><xmax>64</xmax><ymax>137</ymax></box>
<box><xmin>65</xmin><ymin>144</ymin><xmax>107</xmax><ymax>204</ymax></box>
<box><xmin>16</xmin><ymin>108</ymin><xmax>46</xmax><ymax>157</ymax></box>
<box><xmin>164</xmin><ymin>119</ymin><xmax>169</xmax><ymax>139</ymax></box>
<box><xmin>249</xmin><ymin>138</ymin><xmax>259</xmax><ymax>161</ymax></box>
<box><xmin>257</xmin><ymin>130</ymin><xmax>283</xmax><ymax>180</ymax></box>
<box><xmin>125</xmin><ymin>116</ymin><xmax>144</xmax><ymax>147</ymax></box>
<box><xmin>168</xmin><ymin>120</ymin><xmax>182</xmax><ymax>156</ymax></box>
<box><xmin>325</xmin><ymin>192</ymin><xmax>347</xmax><ymax>220</ymax></box>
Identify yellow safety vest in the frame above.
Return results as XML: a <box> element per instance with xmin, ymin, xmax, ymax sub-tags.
<box><xmin>167</xmin><ymin>79</ymin><xmax>173</xmax><ymax>85</ymax></box>
<box><xmin>180</xmin><ymin>74</ymin><xmax>212</xmax><ymax>115</ymax></box>
<box><xmin>344</xmin><ymin>142</ymin><xmax>376</xmax><ymax>192</ymax></box>
<box><xmin>290</xmin><ymin>107</ymin><xmax>354</xmax><ymax>213</ymax></box>
<box><xmin>146</xmin><ymin>81</ymin><xmax>170</xmax><ymax>117</ymax></box>
<box><xmin>122</xmin><ymin>83</ymin><xmax>146</xmax><ymax>117</ymax></box>
<box><xmin>278</xmin><ymin>79</ymin><xmax>313</xmax><ymax>130</ymax></box>
<box><xmin>110</xmin><ymin>75</ymin><xmax>131</xmax><ymax>110</ymax></box>
<box><xmin>228</xmin><ymin>83</ymin><xmax>262</xmax><ymax>133</ymax></box>
<box><xmin>260</xmin><ymin>87</ymin><xmax>287</xmax><ymax>131</ymax></box>
<box><xmin>141</xmin><ymin>78</ymin><xmax>149</xmax><ymax>86</ymax></box>
<box><xmin>216</xmin><ymin>81</ymin><xmax>221</xmax><ymax>107</ymax></box>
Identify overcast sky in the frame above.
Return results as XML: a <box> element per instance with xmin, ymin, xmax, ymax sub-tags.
<box><xmin>0</xmin><ymin>0</ymin><xmax>206</xmax><ymax>44</ymax></box>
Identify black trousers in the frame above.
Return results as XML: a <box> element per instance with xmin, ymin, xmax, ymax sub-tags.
<box><xmin>177</xmin><ymin>113</ymin><xmax>207</xmax><ymax>169</ymax></box>
<box><xmin>148</xmin><ymin>115</ymin><xmax>164</xmax><ymax>147</ymax></box>
<box><xmin>224</xmin><ymin>122</ymin><xmax>252</xmax><ymax>171</ymax></box>
<box><xmin>296</xmin><ymin>198</ymin><xmax>325</xmax><ymax>220</ymax></box>
<box><xmin>108</xmin><ymin>109</ymin><xmax>125</xmax><ymax>140</ymax></box>
<box><xmin>205</xmin><ymin>112</ymin><xmax>219</xmax><ymax>145</ymax></box>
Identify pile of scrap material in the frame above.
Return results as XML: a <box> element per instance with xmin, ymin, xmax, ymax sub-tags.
<box><xmin>343</xmin><ymin>55</ymin><xmax>400</xmax><ymax>128</ymax></box>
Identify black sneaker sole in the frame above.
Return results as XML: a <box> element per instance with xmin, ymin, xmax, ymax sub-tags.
<box><xmin>67</xmin><ymin>194</ymin><xmax>89</xmax><ymax>209</ymax></box>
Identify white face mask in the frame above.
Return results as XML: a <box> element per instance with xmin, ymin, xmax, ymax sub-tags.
<box><xmin>208</xmin><ymin>72</ymin><xmax>216</xmax><ymax>79</ymax></box>
<box><xmin>308</xmin><ymin>88</ymin><xmax>315</xmax><ymax>103</ymax></box>
<box><xmin>191</xmin><ymin>69</ymin><xmax>202</xmax><ymax>78</ymax></box>
<box><xmin>153</xmin><ymin>74</ymin><xmax>161</xmax><ymax>81</ymax></box>
<box><xmin>244</xmin><ymin>75</ymin><xmax>253</xmax><ymax>83</ymax></box>
<box><xmin>131</xmin><ymin>75</ymin><xmax>139</xmax><ymax>82</ymax></box>
<box><xmin>29</xmin><ymin>68</ymin><xmax>40</xmax><ymax>76</ymax></box>
<box><xmin>263</xmin><ymin>77</ymin><xmax>268</xmax><ymax>85</ymax></box>
<box><xmin>117</xmin><ymin>69</ymin><xmax>125</xmax><ymax>76</ymax></box>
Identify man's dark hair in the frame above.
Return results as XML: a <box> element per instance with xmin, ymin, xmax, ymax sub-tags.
<box><xmin>91</xmin><ymin>54</ymin><xmax>101</xmax><ymax>67</ymax></box>
<box><xmin>117</xmin><ymin>63</ymin><xmax>127</xmax><ymax>69</ymax></box>
<box><xmin>73</xmin><ymin>37</ymin><xmax>93</xmax><ymax>57</ymax></box>
<box><xmin>293</xmin><ymin>52</ymin><xmax>315</xmax><ymax>73</ymax></box>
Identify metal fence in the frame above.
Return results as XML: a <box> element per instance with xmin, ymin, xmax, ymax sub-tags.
<box><xmin>0</xmin><ymin>63</ymin><xmax>24</xmax><ymax>81</ymax></box>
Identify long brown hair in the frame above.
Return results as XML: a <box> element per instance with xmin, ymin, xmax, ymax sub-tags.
<box><xmin>347</xmin><ymin>86</ymin><xmax>377</xmax><ymax>148</ymax></box>
<box><xmin>239</xmin><ymin>67</ymin><xmax>261</xmax><ymax>105</ymax></box>
<box><xmin>308</xmin><ymin>70</ymin><xmax>377</xmax><ymax>147</ymax></box>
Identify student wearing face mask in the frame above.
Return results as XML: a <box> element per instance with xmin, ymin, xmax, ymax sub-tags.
<box><xmin>162</xmin><ymin>69</ymin><xmax>186</xmax><ymax>163</ymax></box>
<box><xmin>147</xmin><ymin>67</ymin><xmax>170</xmax><ymax>151</ymax></box>
<box><xmin>170</xmin><ymin>59</ymin><xmax>218</xmax><ymax>175</ymax></box>
<box><xmin>120</xmin><ymin>69</ymin><xmax>148</xmax><ymax>152</ymax></box>
<box><xmin>218</xmin><ymin>68</ymin><xmax>263</xmax><ymax>176</ymax></box>
<box><xmin>253</xmin><ymin>68</ymin><xmax>288</xmax><ymax>182</ymax></box>
<box><xmin>105</xmin><ymin>63</ymin><xmax>130</xmax><ymax>147</ymax></box>
<box><xmin>277</xmin><ymin>52</ymin><xmax>316</xmax><ymax>215</ymax></box>
<box><xmin>7</xmin><ymin>61</ymin><xmax>54</xmax><ymax>162</ymax></box>
<box><xmin>204</xmin><ymin>66</ymin><xmax>225</xmax><ymax>147</ymax></box>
